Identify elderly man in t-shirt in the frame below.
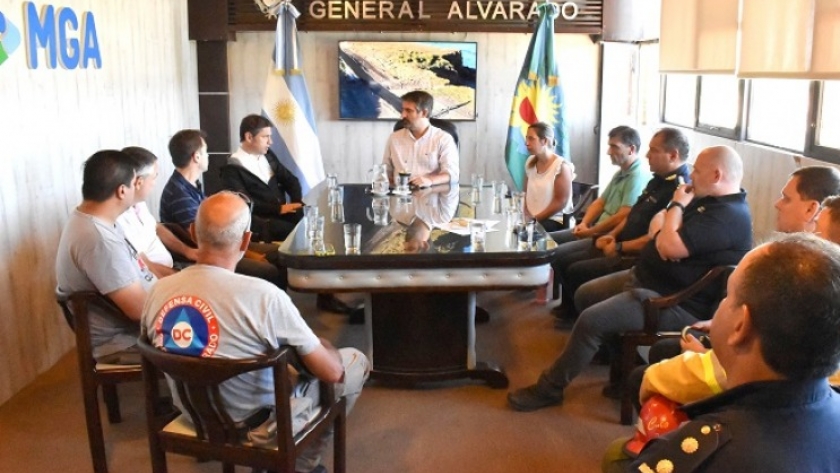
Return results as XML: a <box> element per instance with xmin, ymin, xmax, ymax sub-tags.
<box><xmin>143</xmin><ymin>191</ymin><xmax>369</xmax><ymax>473</ymax></box>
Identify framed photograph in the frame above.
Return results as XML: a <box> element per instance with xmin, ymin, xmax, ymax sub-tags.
<box><xmin>338</xmin><ymin>41</ymin><xmax>477</xmax><ymax>121</ymax></box>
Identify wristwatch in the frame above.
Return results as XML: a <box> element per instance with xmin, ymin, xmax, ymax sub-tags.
<box><xmin>666</xmin><ymin>201</ymin><xmax>686</xmax><ymax>212</ymax></box>
<box><xmin>615</xmin><ymin>241</ymin><xmax>623</xmax><ymax>255</ymax></box>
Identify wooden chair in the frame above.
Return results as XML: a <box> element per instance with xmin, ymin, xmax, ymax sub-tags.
<box><xmin>615</xmin><ymin>265</ymin><xmax>735</xmax><ymax>425</ymax></box>
<box><xmin>137</xmin><ymin>338</ymin><xmax>346</xmax><ymax>473</ymax></box>
<box><xmin>55</xmin><ymin>290</ymin><xmax>143</xmax><ymax>473</ymax></box>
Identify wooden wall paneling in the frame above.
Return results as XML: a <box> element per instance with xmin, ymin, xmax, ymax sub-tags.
<box><xmin>0</xmin><ymin>0</ymin><xmax>199</xmax><ymax>405</ymax></box>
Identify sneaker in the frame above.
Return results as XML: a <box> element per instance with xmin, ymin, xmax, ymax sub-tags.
<box><xmin>348</xmin><ymin>307</ymin><xmax>365</xmax><ymax>325</ymax></box>
<box><xmin>507</xmin><ymin>385</ymin><xmax>563</xmax><ymax>412</ymax></box>
<box><xmin>316</xmin><ymin>294</ymin><xmax>354</xmax><ymax>314</ymax></box>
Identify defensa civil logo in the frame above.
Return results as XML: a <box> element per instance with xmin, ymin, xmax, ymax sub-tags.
<box><xmin>153</xmin><ymin>296</ymin><xmax>220</xmax><ymax>357</ymax></box>
<box><xmin>0</xmin><ymin>10</ymin><xmax>22</xmax><ymax>66</ymax></box>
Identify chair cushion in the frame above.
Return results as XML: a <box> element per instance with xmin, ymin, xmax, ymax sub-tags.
<box><xmin>95</xmin><ymin>362</ymin><xmax>141</xmax><ymax>371</ymax></box>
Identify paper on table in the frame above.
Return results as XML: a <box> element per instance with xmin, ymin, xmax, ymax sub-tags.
<box><xmin>435</xmin><ymin>218</ymin><xmax>500</xmax><ymax>236</ymax></box>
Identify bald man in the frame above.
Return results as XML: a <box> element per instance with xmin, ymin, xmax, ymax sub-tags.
<box><xmin>509</xmin><ymin>146</ymin><xmax>753</xmax><ymax>412</ymax></box>
<box><xmin>142</xmin><ymin>192</ymin><xmax>369</xmax><ymax>473</ymax></box>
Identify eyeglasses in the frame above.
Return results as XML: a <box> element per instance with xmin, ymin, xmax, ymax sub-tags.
<box><xmin>230</xmin><ymin>191</ymin><xmax>254</xmax><ymax>213</ymax></box>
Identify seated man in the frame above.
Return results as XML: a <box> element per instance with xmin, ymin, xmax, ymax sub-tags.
<box><xmin>615</xmin><ymin>234</ymin><xmax>840</xmax><ymax>472</ymax></box>
<box><xmin>508</xmin><ymin>145</ymin><xmax>753</xmax><ymax>411</ymax></box>
<box><xmin>625</xmin><ymin>167</ymin><xmax>840</xmax><ymax>412</ymax></box>
<box><xmin>55</xmin><ymin>150</ymin><xmax>157</xmax><ymax>364</ymax></box>
<box><xmin>117</xmin><ymin>146</ymin><xmax>198</xmax><ymax>278</ymax></box>
<box><xmin>142</xmin><ymin>192</ymin><xmax>370</xmax><ymax>473</ymax></box>
<box><xmin>160</xmin><ymin>128</ymin><xmax>288</xmax><ymax>289</ymax></box>
<box><xmin>221</xmin><ymin>114</ymin><xmax>303</xmax><ymax>242</ymax></box>
<box><xmin>382</xmin><ymin>90</ymin><xmax>460</xmax><ymax>188</ymax></box>
<box><xmin>552</xmin><ymin>127</ymin><xmax>689</xmax><ymax>321</ymax></box>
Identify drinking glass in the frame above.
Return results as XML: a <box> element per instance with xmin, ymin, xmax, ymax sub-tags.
<box><xmin>343</xmin><ymin>223</ymin><xmax>361</xmax><ymax>254</ymax></box>
<box><xmin>470</xmin><ymin>221</ymin><xmax>486</xmax><ymax>252</ymax></box>
<box><xmin>326</xmin><ymin>173</ymin><xmax>339</xmax><ymax>189</ymax></box>
<box><xmin>307</xmin><ymin>215</ymin><xmax>325</xmax><ymax>243</ymax></box>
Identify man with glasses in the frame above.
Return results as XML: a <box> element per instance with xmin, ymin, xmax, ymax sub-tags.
<box><xmin>56</xmin><ymin>150</ymin><xmax>157</xmax><ymax>364</ymax></box>
<box><xmin>117</xmin><ymin>146</ymin><xmax>198</xmax><ymax>278</ymax></box>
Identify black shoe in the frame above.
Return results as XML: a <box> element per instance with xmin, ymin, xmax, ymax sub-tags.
<box><xmin>601</xmin><ymin>383</ymin><xmax>622</xmax><ymax>400</ymax></box>
<box><xmin>507</xmin><ymin>385</ymin><xmax>563</xmax><ymax>412</ymax></box>
<box><xmin>316</xmin><ymin>294</ymin><xmax>354</xmax><ymax>314</ymax></box>
<box><xmin>348</xmin><ymin>307</ymin><xmax>365</xmax><ymax>325</ymax></box>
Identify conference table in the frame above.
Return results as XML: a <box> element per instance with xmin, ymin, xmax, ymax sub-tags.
<box><xmin>277</xmin><ymin>182</ymin><xmax>557</xmax><ymax>388</ymax></box>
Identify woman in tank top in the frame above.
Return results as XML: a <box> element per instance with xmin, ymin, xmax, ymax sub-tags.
<box><xmin>523</xmin><ymin>122</ymin><xmax>575</xmax><ymax>232</ymax></box>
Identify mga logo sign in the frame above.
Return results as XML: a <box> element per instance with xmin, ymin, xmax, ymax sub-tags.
<box><xmin>0</xmin><ymin>10</ymin><xmax>22</xmax><ymax>66</ymax></box>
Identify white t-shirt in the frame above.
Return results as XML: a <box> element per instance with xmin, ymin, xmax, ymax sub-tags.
<box><xmin>525</xmin><ymin>155</ymin><xmax>574</xmax><ymax>220</ymax></box>
<box><xmin>142</xmin><ymin>264</ymin><xmax>321</xmax><ymax>422</ymax></box>
<box><xmin>382</xmin><ymin>126</ymin><xmax>460</xmax><ymax>183</ymax></box>
<box><xmin>117</xmin><ymin>203</ymin><xmax>173</xmax><ymax>268</ymax></box>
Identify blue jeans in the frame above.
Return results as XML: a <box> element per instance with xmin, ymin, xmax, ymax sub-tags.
<box><xmin>574</xmin><ymin>269</ymin><xmax>635</xmax><ymax>313</ymax></box>
<box><xmin>537</xmin><ymin>285</ymin><xmax>699</xmax><ymax>395</ymax></box>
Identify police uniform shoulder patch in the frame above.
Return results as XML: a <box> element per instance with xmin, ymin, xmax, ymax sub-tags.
<box><xmin>631</xmin><ymin>420</ymin><xmax>731</xmax><ymax>473</ymax></box>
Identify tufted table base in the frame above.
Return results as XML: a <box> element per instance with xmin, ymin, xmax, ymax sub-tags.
<box><xmin>288</xmin><ymin>265</ymin><xmax>550</xmax><ymax>388</ymax></box>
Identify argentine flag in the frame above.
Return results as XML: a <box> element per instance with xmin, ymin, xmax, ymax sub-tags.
<box><xmin>261</xmin><ymin>1</ymin><xmax>325</xmax><ymax>196</ymax></box>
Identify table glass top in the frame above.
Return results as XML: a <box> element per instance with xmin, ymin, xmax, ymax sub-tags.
<box><xmin>277</xmin><ymin>183</ymin><xmax>556</xmax><ymax>269</ymax></box>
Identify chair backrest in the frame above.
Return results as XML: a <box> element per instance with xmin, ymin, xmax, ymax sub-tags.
<box><xmin>137</xmin><ymin>339</ymin><xmax>297</xmax><ymax>446</ymax></box>
<box><xmin>56</xmin><ymin>290</ymin><xmax>126</xmax><ymax>361</ymax></box>
<box><xmin>570</xmin><ymin>182</ymin><xmax>599</xmax><ymax>222</ymax></box>
<box><xmin>137</xmin><ymin>337</ymin><xmax>342</xmax><ymax>473</ymax></box>
<box><xmin>393</xmin><ymin>118</ymin><xmax>460</xmax><ymax>148</ymax></box>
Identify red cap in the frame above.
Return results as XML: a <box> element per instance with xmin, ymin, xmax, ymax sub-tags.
<box><xmin>623</xmin><ymin>394</ymin><xmax>689</xmax><ymax>457</ymax></box>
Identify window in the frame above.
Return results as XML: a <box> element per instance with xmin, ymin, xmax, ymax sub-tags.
<box><xmin>816</xmin><ymin>81</ymin><xmax>840</xmax><ymax>149</ymax></box>
<box><xmin>662</xmin><ymin>74</ymin><xmax>697</xmax><ymax>127</ymax></box>
<box><xmin>697</xmin><ymin>75</ymin><xmax>741</xmax><ymax>137</ymax></box>
<box><xmin>746</xmin><ymin>79</ymin><xmax>810</xmax><ymax>152</ymax></box>
<box><xmin>660</xmin><ymin>74</ymin><xmax>840</xmax><ymax>164</ymax></box>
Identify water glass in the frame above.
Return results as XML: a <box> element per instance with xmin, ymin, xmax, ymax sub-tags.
<box><xmin>343</xmin><ymin>223</ymin><xmax>361</xmax><ymax>254</ymax></box>
<box><xmin>307</xmin><ymin>215</ymin><xmax>325</xmax><ymax>243</ymax></box>
<box><xmin>492</xmin><ymin>196</ymin><xmax>503</xmax><ymax>214</ymax></box>
<box><xmin>517</xmin><ymin>220</ymin><xmax>536</xmax><ymax>251</ymax></box>
<box><xmin>470</xmin><ymin>221</ymin><xmax>487</xmax><ymax>252</ymax></box>
<box><xmin>370</xmin><ymin>197</ymin><xmax>390</xmax><ymax>226</ymax></box>
<box><xmin>471</xmin><ymin>173</ymin><xmax>484</xmax><ymax>190</ymax></box>
<box><xmin>304</xmin><ymin>204</ymin><xmax>319</xmax><ymax>223</ymax></box>
<box><xmin>326</xmin><ymin>173</ymin><xmax>339</xmax><ymax>189</ymax></box>
<box><xmin>330</xmin><ymin>203</ymin><xmax>344</xmax><ymax>223</ymax></box>
<box><xmin>511</xmin><ymin>191</ymin><xmax>525</xmax><ymax>212</ymax></box>
<box><xmin>328</xmin><ymin>185</ymin><xmax>344</xmax><ymax>206</ymax></box>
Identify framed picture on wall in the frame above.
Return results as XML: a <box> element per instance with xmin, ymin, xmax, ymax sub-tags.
<box><xmin>338</xmin><ymin>41</ymin><xmax>477</xmax><ymax>121</ymax></box>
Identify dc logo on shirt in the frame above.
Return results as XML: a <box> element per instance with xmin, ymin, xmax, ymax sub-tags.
<box><xmin>153</xmin><ymin>295</ymin><xmax>220</xmax><ymax>357</ymax></box>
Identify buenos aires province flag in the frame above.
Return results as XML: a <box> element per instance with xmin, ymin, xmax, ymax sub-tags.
<box><xmin>504</xmin><ymin>1</ymin><xmax>569</xmax><ymax>191</ymax></box>
<box><xmin>261</xmin><ymin>2</ymin><xmax>325</xmax><ymax>195</ymax></box>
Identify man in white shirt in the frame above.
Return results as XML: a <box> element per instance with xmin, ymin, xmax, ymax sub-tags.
<box><xmin>382</xmin><ymin>90</ymin><xmax>460</xmax><ymax>188</ymax></box>
<box><xmin>117</xmin><ymin>146</ymin><xmax>198</xmax><ymax>278</ymax></box>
